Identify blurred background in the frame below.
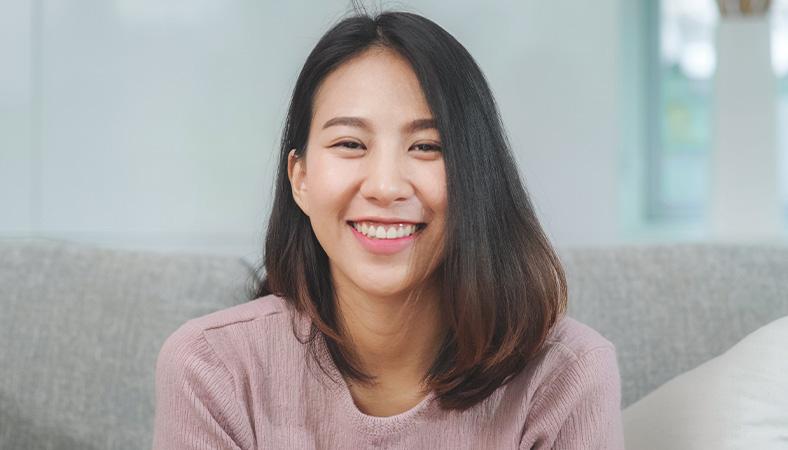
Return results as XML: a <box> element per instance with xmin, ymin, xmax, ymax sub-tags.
<box><xmin>2</xmin><ymin>0</ymin><xmax>787</xmax><ymax>263</ymax></box>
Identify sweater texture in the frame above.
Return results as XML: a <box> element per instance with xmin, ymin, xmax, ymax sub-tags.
<box><xmin>152</xmin><ymin>294</ymin><xmax>625</xmax><ymax>449</ymax></box>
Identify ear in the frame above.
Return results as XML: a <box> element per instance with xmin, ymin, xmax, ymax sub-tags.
<box><xmin>287</xmin><ymin>148</ymin><xmax>309</xmax><ymax>216</ymax></box>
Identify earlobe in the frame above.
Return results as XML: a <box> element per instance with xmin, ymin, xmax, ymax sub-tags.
<box><xmin>287</xmin><ymin>148</ymin><xmax>309</xmax><ymax>216</ymax></box>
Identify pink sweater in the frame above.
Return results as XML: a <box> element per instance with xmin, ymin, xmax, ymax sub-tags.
<box><xmin>152</xmin><ymin>294</ymin><xmax>625</xmax><ymax>449</ymax></box>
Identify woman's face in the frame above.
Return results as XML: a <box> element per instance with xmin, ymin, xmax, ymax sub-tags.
<box><xmin>288</xmin><ymin>47</ymin><xmax>446</xmax><ymax>300</ymax></box>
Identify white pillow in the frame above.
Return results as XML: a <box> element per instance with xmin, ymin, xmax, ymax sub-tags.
<box><xmin>622</xmin><ymin>315</ymin><xmax>788</xmax><ymax>450</ymax></box>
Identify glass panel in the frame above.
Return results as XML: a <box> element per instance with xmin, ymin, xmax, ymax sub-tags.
<box><xmin>660</xmin><ymin>152</ymin><xmax>707</xmax><ymax>207</ymax></box>
<box><xmin>651</xmin><ymin>0</ymin><xmax>718</xmax><ymax>221</ymax></box>
<box><xmin>773</xmin><ymin>0</ymin><xmax>788</xmax><ymax>220</ymax></box>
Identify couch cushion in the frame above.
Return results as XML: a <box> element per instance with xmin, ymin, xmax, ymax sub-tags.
<box><xmin>0</xmin><ymin>238</ymin><xmax>254</xmax><ymax>450</ymax></box>
<box><xmin>621</xmin><ymin>314</ymin><xmax>788</xmax><ymax>449</ymax></box>
<box><xmin>558</xmin><ymin>242</ymin><xmax>788</xmax><ymax>407</ymax></box>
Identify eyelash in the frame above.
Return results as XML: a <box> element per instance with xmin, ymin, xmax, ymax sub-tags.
<box><xmin>333</xmin><ymin>141</ymin><xmax>442</xmax><ymax>152</ymax></box>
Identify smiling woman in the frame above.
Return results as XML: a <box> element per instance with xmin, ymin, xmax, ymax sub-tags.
<box><xmin>152</xmin><ymin>3</ymin><xmax>624</xmax><ymax>450</ymax></box>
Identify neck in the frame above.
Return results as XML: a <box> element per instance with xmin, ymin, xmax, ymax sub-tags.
<box><xmin>334</xmin><ymin>278</ymin><xmax>444</xmax><ymax>390</ymax></box>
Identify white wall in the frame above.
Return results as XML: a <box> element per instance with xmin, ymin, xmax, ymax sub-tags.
<box><xmin>711</xmin><ymin>18</ymin><xmax>781</xmax><ymax>242</ymax></box>
<box><xmin>1</xmin><ymin>0</ymin><xmax>628</xmax><ymax>257</ymax></box>
<box><xmin>1</xmin><ymin>1</ymin><xmax>34</xmax><ymax>233</ymax></box>
<box><xmin>438</xmin><ymin>1</ymin><xmax>624</xmax><ymax>247</ymax></box>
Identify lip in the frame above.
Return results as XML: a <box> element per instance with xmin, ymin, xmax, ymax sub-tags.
<box><xmin>348</xmin><ymin>222</ymin><xmax>424</xmax><ymax>255</ymax></box>
<box><xmin>347</xmin><ymin>216</ymin><xmax>425</xmax><ymax>225</ymax></box>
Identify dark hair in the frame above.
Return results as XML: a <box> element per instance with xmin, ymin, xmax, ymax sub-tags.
<box><xmin>247</xmin><ymin>3</ymin><xmax>568</xmax><ymax>411</ymax></box>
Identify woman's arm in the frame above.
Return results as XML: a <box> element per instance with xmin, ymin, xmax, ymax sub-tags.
<box><xmin>152</xmin><ymin>322</ymin><xmax>255</xmax><ymax>450</ymax></box>
<box><xmin>520</xmin><ymin>346</ymin><xmax>626</xmax><ymax>450</ymax></box>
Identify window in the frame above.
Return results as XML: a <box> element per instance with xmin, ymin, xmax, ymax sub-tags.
<box><xmin>647</xmin><ymin>0</ymin><xmax>718</xmax><ymax>224</ymax></box>
<box><xmin>641</xmin><ymin>0</ymin><xmax>788</xmax><ymax>235</ymax></box>
<box><xmin>773</xmin><ymin>0</ymin><xmax>788</xmax><ymax>218</ymax></box>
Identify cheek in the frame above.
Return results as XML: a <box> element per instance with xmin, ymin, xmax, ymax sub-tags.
<box><xmin>423</xmin><ymin>164</ymin><xmax>447</xmax><ymax>213</ymax></box>
<box><xmin>306</xmin><ymin>156</ymin><xmax>353</xmax><ymax>207</ymax></box>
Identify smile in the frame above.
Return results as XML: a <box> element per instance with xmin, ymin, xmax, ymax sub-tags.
<box><xmin>347</xmin><ymin>221</ymin><xmax>427</xmax><ymax>255</ymax></box>
<box><xmin>347</xmin><ymin>221</ymin><xmax>427</xmax><ymax>239</ymax></box>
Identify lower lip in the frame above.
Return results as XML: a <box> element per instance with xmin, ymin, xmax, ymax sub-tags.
<box><xmin>348</xmin><ymin>223</ymin><xmax>422</xmax><ymax>255</ymax></box>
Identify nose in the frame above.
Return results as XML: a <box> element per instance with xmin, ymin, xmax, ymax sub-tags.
<box><xmin>359</xmin><ymin>146</ymin><xmax>414</xmax><ymax>205</ymax></box>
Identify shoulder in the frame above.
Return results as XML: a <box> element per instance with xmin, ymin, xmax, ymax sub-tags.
<box><xmin>164</xmin><ymin>293</ymin><xmax>292</xmax><ymax>343</ymax></box>
<box><xmin>186</xmin><ymin>293</ymin><xmax>291</xmax><ymax>332</ymax></box>
<box><xmin>156</xmin><ymin>294</ymin><xmax>299</xmax><ymax>376</ymax></box>
<box><xmin>526</xmin><ymin>314</ymin><xmax>620</xmax><ymax>405</ymax></box>
<box><xmin>513</xmin><ymin>315</ymin><xmax>619</xmax><ymax>410</ymax></box>
<box><xmin>518</xmin><ymin>316</ymin><xmax>625</xmax><ymax>449</ymax></box>
<box><xmin>153</xmin><ymin>297</ymin><xmax>287</xmax><ymax>448</ymax></box>
<box><xmin>543</xmin><ymin>314</ymin><xmax>616</xmax><ymax>360</ymax></box>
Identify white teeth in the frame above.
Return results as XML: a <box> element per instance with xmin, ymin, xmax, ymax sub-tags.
<box><xmin>351</xmin><ymin>221</ymin><xmax>420</xmax><ymax>239</ymax></box>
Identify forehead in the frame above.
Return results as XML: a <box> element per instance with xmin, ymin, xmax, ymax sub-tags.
<box><xmin>312</xmin><ymin>47</ymin><xmax>433</xmax><ymax>122</ymax></box>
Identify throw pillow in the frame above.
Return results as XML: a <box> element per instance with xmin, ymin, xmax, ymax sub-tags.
<box><xmin>622</xmin><ymin>315</ymin><xmax>788</xmax><ymax>450</ymax></box>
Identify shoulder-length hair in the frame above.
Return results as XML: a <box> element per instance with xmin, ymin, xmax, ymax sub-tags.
<box><xmin>247</xmin><ymin>4</ymin><xmax>567</xmax><ymax>411</ymax></box>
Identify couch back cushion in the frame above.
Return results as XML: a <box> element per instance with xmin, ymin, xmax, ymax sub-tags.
<box><xmin>3</xmin><ymin>238</ymin><xmax>788</xmax><ymax>448</ymax></box>
<box><xmin>559</xmin><ymin>242</ymin><xmax>788</xmax><ymax>408</ymax></box>
<box><xmin>0</xmin><ymin>238</ymin><xmax>253</xmax><ymax>450</ymax></box>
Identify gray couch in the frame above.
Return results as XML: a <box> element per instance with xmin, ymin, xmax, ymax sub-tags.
<box><xmin>2</xmin><ymin>237</ymin><xmax>787</xmax><ymax>449</ymax></box>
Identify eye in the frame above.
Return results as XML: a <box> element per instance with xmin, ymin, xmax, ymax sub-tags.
<box><xmin>333</xmin><ymin>140</ymin><xmax>366</xmax><ymax>150</ymax></box>
<box><xmin>412</xmin><ymin>143</ymin><xmax>442</xmax><ymax>152</ymax></box>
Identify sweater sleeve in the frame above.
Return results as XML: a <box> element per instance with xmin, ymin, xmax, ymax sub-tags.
<box><xmin>152</xmin><ymin>322</ymin><xmax>255</xmax><ymax>450</ymax></box>
<box><xmin>520</xmin><ymin>346</ymin><xmax>625</xmax><ymax>450</ymax></box>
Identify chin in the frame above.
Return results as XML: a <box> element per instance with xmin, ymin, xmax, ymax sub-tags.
<box><xmin>333</xmin><ymin>264</ymin><xmax>414</xmax><ymax>299</ymax></box>
<box><xmin>360</xmin><ymin>284</ymin><xmax>408</xmax><ymax>298</ymax></box>
<box><xmin>354</xmin><ymin>278</ymin><xmax>411</xmax><ymax>299</ymax></box>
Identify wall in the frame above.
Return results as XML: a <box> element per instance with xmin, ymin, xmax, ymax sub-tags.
<box><xmin>1</xmin><ymin>1</ymin><xmax>627</xmax><ymax>258</ymax></box>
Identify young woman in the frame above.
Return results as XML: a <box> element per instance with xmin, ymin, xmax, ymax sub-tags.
<box><xmin>153</xmin><ymin>7</ymin><xmax>624</xmax><ymax>450</ymax></box>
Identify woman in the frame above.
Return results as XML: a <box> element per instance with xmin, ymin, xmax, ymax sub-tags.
<box><xmin>153</xmin><ymin>7</ymin><xmax>625</xmax><ymax>450</ymax></box>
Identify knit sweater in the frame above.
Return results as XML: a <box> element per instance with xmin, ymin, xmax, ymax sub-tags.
<box><xmin>152</xmin><ymin>294</ymin><xmax>625</xmax><ymax>449</ymax></box>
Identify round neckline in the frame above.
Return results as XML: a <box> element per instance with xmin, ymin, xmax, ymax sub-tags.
<box><xmin>312</xmin><ymin>326</ymin><xmax>438</xmax><ymax>436</ymax></box>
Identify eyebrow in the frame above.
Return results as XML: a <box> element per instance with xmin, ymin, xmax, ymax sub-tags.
<box><xmin>321</xmin><ymin>116</ymin><xmax>437</xmax><ymax>134</ymax></box>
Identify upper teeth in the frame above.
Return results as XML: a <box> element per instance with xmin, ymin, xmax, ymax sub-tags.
<box><xmin>351</xmin><ymin>221</ymin><xmax>420</xmax><ymax>239</ymax></box>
